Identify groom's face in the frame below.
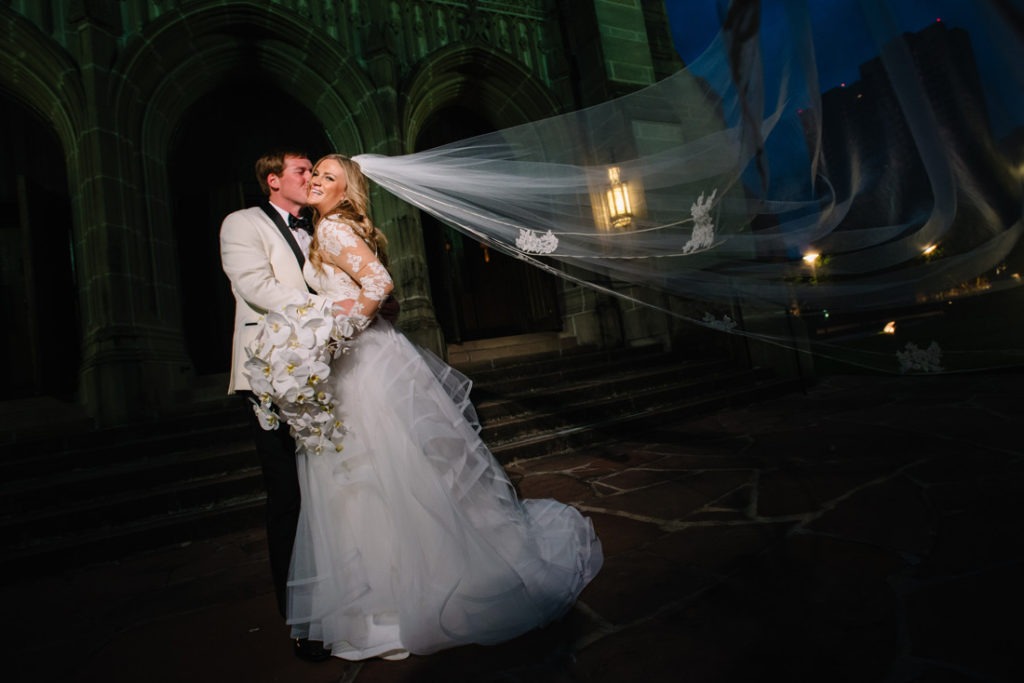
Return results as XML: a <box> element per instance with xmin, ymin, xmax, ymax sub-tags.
<box><xmin>272</xmin><ymin>155</ymin><xmax>313</xmax><ymax>209</ymax></box>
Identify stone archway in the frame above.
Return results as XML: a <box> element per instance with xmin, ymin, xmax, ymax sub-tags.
<box><xmin>0</xmin><ymin>8</ymin><xmax>83</xmax><ymax>403</ymax></box>
<box><xmin>167</xmin><ymin>79</ymin><xmax>331</xmax><ymax>375</ymax></box>
<box><xmin>0</xmin><ymin>89</ymin><xmax>78</xmax><ymax>400</ymax></box>
<box><xmin>113</xmin><ymin>5</ymin><xmax>390</xmax><ymax>383</ymax></box>
<box><xmin>404</xmin><ymin>47</ymin><xmax>566</xmax><ymax>344</ymax></box>
<box><xmin>415</xmin><ymin>105</ymin><xmax>562</xmax><ymax>343</ymax></box>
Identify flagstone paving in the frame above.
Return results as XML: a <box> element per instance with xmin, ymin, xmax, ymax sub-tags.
<box><xmin>4</xmin><ymin>373</ymin><xmax>1021</xmax><ymax>682</ymax></box>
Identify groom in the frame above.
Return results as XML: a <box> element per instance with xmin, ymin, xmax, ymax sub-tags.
<box><xmin>220</xmin><ymin>149</ymin><xmax>361</xmax><ymax>662</ymax></box>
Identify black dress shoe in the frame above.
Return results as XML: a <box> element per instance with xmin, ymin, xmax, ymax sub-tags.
<box><xmin>294</xmin><ymin>638</ymin><xmax>332</xmax><ymax>662</ymax></box>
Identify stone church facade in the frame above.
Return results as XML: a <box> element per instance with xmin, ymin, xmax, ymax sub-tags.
<box><xmin>0</xmin><ymin>0</ymin><xmax>704</xmax><ymax>425</ymax></box>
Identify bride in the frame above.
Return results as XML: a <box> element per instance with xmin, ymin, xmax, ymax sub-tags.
<box><xmin>272</xmin><ymin>154</ymin><xmax>603</xmax><ymax>661</ymax></box>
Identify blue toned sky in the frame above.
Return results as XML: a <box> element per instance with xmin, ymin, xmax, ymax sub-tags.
<box><xmin>663</xmin><ymin>0</ymin><xmax>1023</xmax><ymax>136</ymax></box>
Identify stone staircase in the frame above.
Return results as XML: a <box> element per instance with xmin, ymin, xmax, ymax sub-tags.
<box><xmin>471</xmin><ymin>348</ymin><xmax>790</xmax><ymax>461</ymax></box>
<box><xmin>0</xmin><ymin>342</ymin><xmax>801</xmax><ymax>582</ymax></box>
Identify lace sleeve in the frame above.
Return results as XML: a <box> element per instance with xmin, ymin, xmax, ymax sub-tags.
<box><xmin>316</xmin><ymin>217</ymin><xmax>394</xmax><ymax>332</ymax></box>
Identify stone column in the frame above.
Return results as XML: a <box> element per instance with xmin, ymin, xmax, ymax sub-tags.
<box><xmin>70</xmin><ymin>2</ymin><xmax>192</xmax><ymax>424</ymax></box>
<box><xmin>362</xmin><ymin>2</ymin><xmax>445</xmax><ymax>356</ymax></box>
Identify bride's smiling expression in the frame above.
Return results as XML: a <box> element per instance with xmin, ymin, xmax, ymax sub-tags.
<box><xmin>307</xmin><ymin>158</ymin><xmax>348</xmax><ymax>213</ymax></box>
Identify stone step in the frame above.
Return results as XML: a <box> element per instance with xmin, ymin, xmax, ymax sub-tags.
<box><xmin>1</xmin><ymin>465</ymin><xmax>264</xmax><ymax>548</ymax></box>
<box><xmin>0</xmin><ymin>441</ymin><xmax>256</xmax><ymax>516</ymax></box>
<box><xmin>445</xmin><ymin>331</ymin><xmax>576</xmax><ymax>366</ymax></box>
<box><xmin>490</xmin><ymin>372</ymin><xmax>799</xmax><ymax>462</ymax></box>
<box><xmin>468</xmin><ymin>345</ymin><xmax>695</xmax><ymax>396</ymax></box>
<box><xmin>474</xmin><ymin>357</ymin><xmax>732</xmax><ymax>423</ymax></box>
<box><xmin>481</xmin><ymin>366</ymin><xmax>773</xmax><ymax>447</ymax></box>
<box><xmin>457</xmin><ymin>342</ymin><xmax>652</xmax><ymax>379</ymax></box>
<box><xmin>0</xmin><ymin>401</ymin><xmax>248</xmax><ymax>480</ymax></box>
<box><xmin>0</xmin><ymin>344</ymin><xmax>797</xmax><ymax>581</ymax></box>
<box><xmin>1</xmin><ymin>493</ymin><xmax>267</xmax><ymax>582</ymax></box>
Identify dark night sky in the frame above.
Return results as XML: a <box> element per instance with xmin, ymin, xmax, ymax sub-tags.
<box><xmin>664</xmin><ymin>0</ymin><xmax>1022</xmax><ymax>137</ymax></box>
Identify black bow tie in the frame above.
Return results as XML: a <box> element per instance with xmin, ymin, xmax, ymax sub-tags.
<box><xmin>288</xmin><ymin>213</ymin><xmax>312</xmax><ymax>235</ymax></box>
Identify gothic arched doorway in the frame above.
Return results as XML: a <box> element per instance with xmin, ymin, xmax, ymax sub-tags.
<box><xmin>167</xmin><ymin>79</ymin><xmax>330</xmax><ymax>375</ymax></box>
<box><xmin>416</xmin><ymin>106</ymin><xmax>561</xmax><ymax>343</ymax></box>
<box><xmin>0</xmin><ymin>89</ymin><xmax>77</xmax><ymax>400</ymax></box>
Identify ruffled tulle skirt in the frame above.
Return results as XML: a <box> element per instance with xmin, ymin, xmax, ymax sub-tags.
<box><xmin>286</xmin><ymin>322</ymin><xmax>603</xmax><ymax>660</ymax></box>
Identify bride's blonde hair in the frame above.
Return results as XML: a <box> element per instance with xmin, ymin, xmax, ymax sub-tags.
<box><xmin>309</xmin><ymin>154</ymin><xmax>389</xmax><ymax>271</ymax></box>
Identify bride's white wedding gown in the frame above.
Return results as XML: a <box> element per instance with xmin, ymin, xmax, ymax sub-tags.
<box><xmin>286</xmin><ymin>218</ymin><xmax>603</xmax><ymax>661</ymax></box>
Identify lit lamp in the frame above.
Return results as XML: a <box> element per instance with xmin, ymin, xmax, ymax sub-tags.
<box><xmin>606</xmin><ymin>166</ymin><xmax>633</xmax><ymax>229</ymax></box>
<box><xmin>802</xmin><ymin>250</ymin><xmax>821</xmax><ymax>284</ymax></box>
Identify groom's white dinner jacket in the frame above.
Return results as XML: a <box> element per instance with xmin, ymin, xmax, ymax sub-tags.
<box><xmin>220</xmin><ymin>204</ymin><xmax>326</xmax><ymax>393</ymax></box>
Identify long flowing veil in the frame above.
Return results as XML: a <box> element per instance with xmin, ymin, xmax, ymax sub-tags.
<box><xmin>355</xmin><ymin>0</ymin><xmax>1024</xmax><ymax>374</ymax></box>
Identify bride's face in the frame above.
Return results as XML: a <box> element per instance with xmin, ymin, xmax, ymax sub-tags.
<box><xmin>307</xmin><ymin>158</ymin><xmax>348</xmax><ymax>213</ymax></box>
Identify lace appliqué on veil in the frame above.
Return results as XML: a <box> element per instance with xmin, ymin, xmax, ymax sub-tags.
<box><xmin>896</xmin><ymin>341</ymin><xmax>944</xmax><ymax>373</ymax></box>
<box><xmin>702</xmin><ymin>312</ymin><xmax>737</xmax><ymax>331</ymax></box>
<box><xmin>682</xmin><ymin>189</ymin><xmax>717</xmax><ymax>254</ymax></box>
<box><xmin>515</xmin><ymin>229</ymin><xmax>558</xmax><ymax>255</ymax></box>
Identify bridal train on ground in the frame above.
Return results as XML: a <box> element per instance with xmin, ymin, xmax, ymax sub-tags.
<box><xmin>284</xmin><ymin>218</ymin><xmax>603</xmax><ymax>660</ymax></box>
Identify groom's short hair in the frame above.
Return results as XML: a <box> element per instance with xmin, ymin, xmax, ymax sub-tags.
<box><xmin>255</xmin><ymin>149</ymin><xmax>309</xmax><ymax>196</ymax></box>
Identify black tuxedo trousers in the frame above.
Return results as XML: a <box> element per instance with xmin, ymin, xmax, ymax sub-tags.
<box><xmin>239</xmin><ymin>391</ymin><xmax>300</xmax><ymax>618</ymax></box>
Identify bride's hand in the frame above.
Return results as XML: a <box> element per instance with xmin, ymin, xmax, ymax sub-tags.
<box><xmin>332</xmin><ymin>299</ymin><xmax>356</xmax><ymax>316</ymax></box>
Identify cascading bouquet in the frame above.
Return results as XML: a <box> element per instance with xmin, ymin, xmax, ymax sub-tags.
<box><xmin>243</xmin><ymin>299</ymin><xmax>359</xmax><ymax>455</ymax></box>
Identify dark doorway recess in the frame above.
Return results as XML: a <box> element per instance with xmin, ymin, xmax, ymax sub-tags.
<box><xmin>416</xmin><ymin>106</ymin><xmax>561</xmax><ymax>344</ymax></box>
<box><xmin>168</xmin><ymin>78</ymin><xmax>330</xmax><ymax>375</ymax></box>
<box><xmin>0</xmin><ymin>89</ymin><xmax>78</xmax><ymax>400</ymax></box>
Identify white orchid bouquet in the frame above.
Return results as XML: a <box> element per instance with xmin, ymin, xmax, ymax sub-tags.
<box><xmin>243</xmin><ymin>299</ymin><xmax>358</xmax><ymax>455</ymax></box>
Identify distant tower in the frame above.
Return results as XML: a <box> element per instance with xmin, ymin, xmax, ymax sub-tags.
<box><xmin>810</xmin><ymin>21</ymin><xmax>1019</xmax><ymax>239</ymax></box>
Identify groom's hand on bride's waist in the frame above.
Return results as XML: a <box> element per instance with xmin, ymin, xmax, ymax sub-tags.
<box><xmin>332</xmin><ymin>295</ymin><xmax>400</xmax><ymax>322</ymax></box>
<box><xmin>380</xmin><ymin>295</ymin><xmax>400</xmax><ymax>323</ymax></box>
